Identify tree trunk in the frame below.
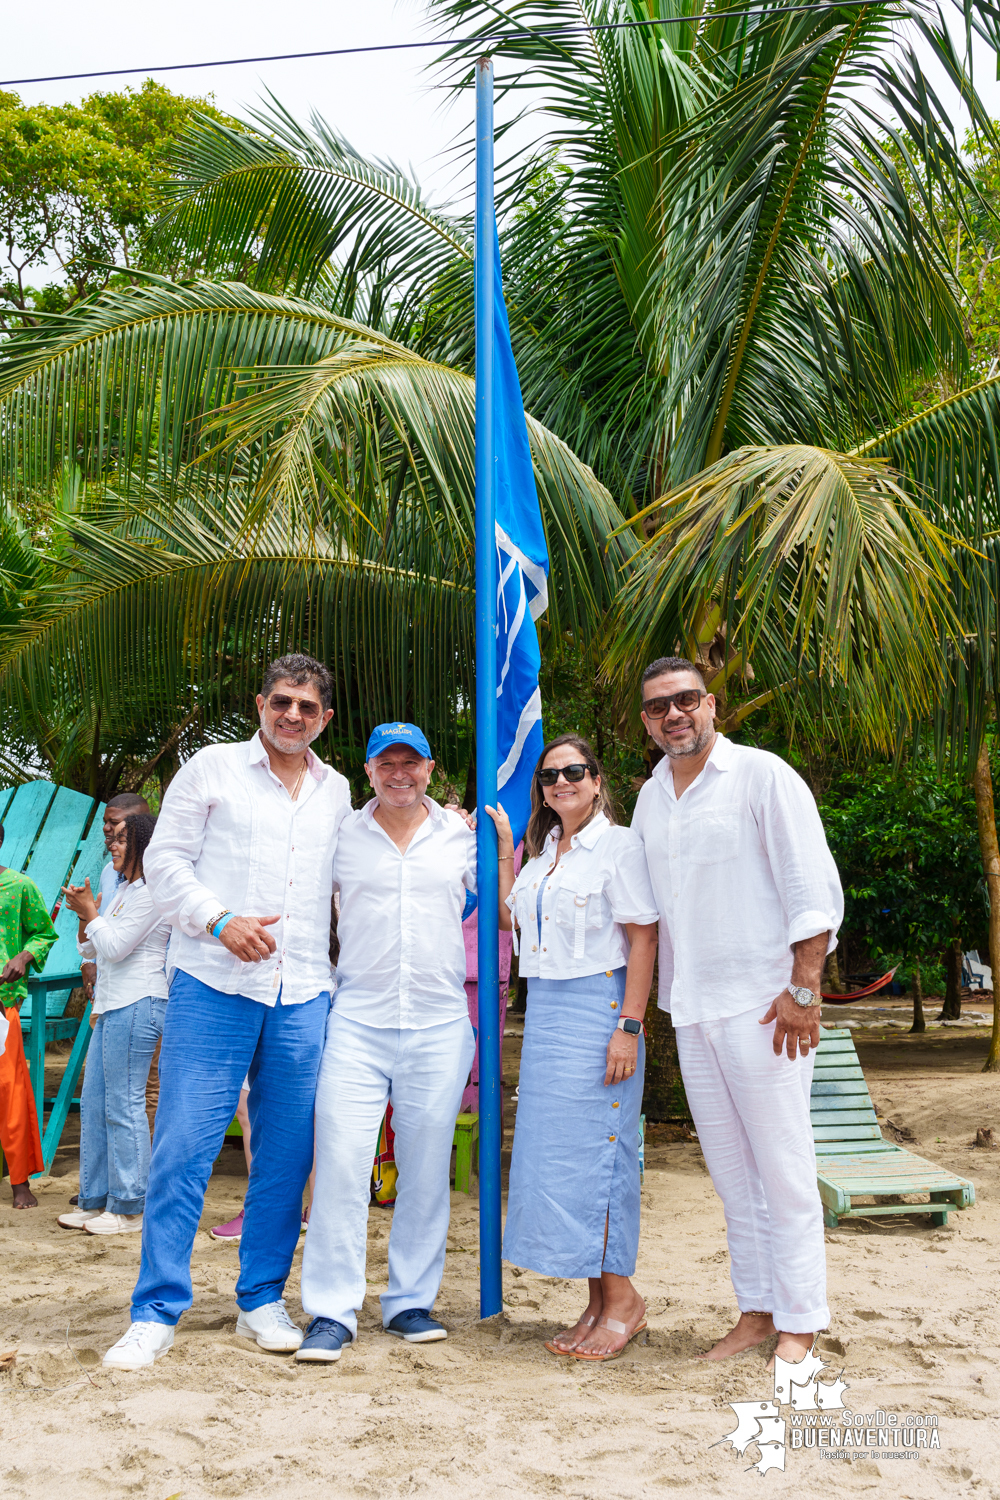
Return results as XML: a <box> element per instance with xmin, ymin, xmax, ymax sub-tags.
<box><xmin>910</xmin><ymin>958</ymin><xmax>925</xmax><ymax>1034</ymax></box>
<box><xmin>938</xmin><ymin>938</ymin><xmax>963</xmax><ymax>1021</ymax></box>
<box><xmin>972</xmin><ymin>741</ymin><xmax>1000</xmax><ymax>1071</ymax></box>
<box><xmin>824</xmin><ymin>947</ymin><xmax>842</xmax><ymax>993</ymax></box>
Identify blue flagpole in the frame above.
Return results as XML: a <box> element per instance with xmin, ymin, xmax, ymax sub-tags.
<box><xmin>474</xmin><ymin>54</ymin><xmax>502</xmax><ymax>1321</ymax></box>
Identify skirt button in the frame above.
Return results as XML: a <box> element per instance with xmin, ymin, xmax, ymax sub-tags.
<box><xmin>608</xmin><ymin>1135</ymin><xmax>617</xmax><ymax>1143</ymax></box>
<box><xmin>610</xmin><ymin>1001</ymin><xmax>618</xmax><ymax>1010</ymax></box>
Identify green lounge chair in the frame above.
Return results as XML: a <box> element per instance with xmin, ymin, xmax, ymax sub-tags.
<box><xmin>0</xmin><ymin>781</ymin><xmax>108</xmax><ymax>1173</ymax></box>
<box><xmin>812</xmin><ymin>1027</ymin><xmax>975</xmax><ymax>1227</ymax></box>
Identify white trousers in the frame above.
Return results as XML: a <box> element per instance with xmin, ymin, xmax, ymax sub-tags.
<box><xmin>675</xmin><ymin>1004</ymin><xmax>829</xmax><ymax>1333</ymax></box>
<box><xmin>301</xmin><ymin>1012</ymin><xmax>475</xmax><ymax>1338</ymax></box>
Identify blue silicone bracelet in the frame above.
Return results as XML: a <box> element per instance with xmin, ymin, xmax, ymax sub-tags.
<box><xmin>213</xmin><ymin>913</ymin><xmax>236</xmax><ymax>939</ymax></box>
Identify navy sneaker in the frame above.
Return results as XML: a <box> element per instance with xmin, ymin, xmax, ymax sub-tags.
<box><xmin>385</xmin><ymin>1308</ymin><xmax>447</xmax><ymax>1343</ymax></box>
<box><xmin>295</xmin><ymin>1317</ymin><xmax>353</xmax><ymax>1363</ymax></box>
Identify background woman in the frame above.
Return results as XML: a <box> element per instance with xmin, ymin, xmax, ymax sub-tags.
<box><xmin>487</xmin><ymin>735</ymin><xmax>658</xmax><ymax>1361</ymax></box>
<box><xmin>58</xmin><ymin>813</ymin><xmax>169</xmax><ymax>1235</ymax></box>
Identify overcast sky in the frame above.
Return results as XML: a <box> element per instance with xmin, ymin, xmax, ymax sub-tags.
<box><xmin>5</xmin><ymin>0</ymin><xmax>1000</xmax><ymax>210</ymax></box>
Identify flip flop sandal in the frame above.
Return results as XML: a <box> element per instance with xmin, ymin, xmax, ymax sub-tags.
<box><xmin>567</xmin><ymin>1314</ymin><xmax>648</xmax><ymax>1362</ymax></box>
<box><xmin>544</xmin><ymin>1315</ymin><xmax>597</xmax><ymax>1357</ymax></box>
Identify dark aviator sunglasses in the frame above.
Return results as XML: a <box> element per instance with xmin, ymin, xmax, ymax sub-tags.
<box><xmin>537</xmin><ymin>763</ymin><xmax>592</xmax><ymax>786</ymax></box>
<box><xmin>642</xmin><ymin>689</ymin><xmax>706</xmax><ymax>720</ymax></box>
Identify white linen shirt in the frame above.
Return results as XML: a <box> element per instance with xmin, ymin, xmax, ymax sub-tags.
<box><xmin>143</xmin><ymin>732</ymin><xmax>351</xmax><ymax>1006</ymax></box>
<box><xmin>631</xmin><ymin>735</ymin><xmax>843</xmax><ymax>1026</ymax></box>
<box><xmin>508</xmin><ymin>813</ymin><xmax>658</xmax><ymax>979</ymax></box>
<box><xmin>332</xmin><ymin>797</ymin><xmax>477</xmax><ymax>1029</ymax></box>
<box><xmin>79</xmin><ymin>879</ymin><xmax>171</xmax><ymax>1014</ymax></box>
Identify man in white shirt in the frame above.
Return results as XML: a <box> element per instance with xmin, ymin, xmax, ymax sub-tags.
<box><xmin>296</xmin><ymin>723</ymin><xmax>476</xmax><ymax>1362</ymax></box>
<box><xmin>102</xmin><ymin>655</ymin><xmax>351</xmax><ymax>1371</ymax></box>
<box><xmin>631</xmin><ymin>656</ymin><xmax>843</xmax><ymax>1369</ymax></box>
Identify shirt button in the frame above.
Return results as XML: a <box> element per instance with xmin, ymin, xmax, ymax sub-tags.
<box><xmin>542</xmin><ymin>946</ymin><xmax>547</xmax><ymax>952</ymax></box>
<box><xmin>544</xmin><ymin>915</ymin><xmax>549</xmax><ymax>920</ymax></box>
<box><xmin>531</xmin><ymin>945</ymin><xmax>537</xmax><ymax>952</ymax></box>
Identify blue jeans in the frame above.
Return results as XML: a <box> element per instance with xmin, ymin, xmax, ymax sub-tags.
<box><xmin>131</xmin><ymin>970</ymin><xmax>329</xmax><ymax>1327</ymax></box>
<box><xmin>79</xmin><ymin>996</ymin><xmax>166</xmax><ymax>1216</ymax></box>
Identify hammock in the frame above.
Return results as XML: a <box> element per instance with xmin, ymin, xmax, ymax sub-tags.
<box><xmin>821</xmin><ymin>966</ymin><xmax>898</xmax><ymax>1005</ymax></box>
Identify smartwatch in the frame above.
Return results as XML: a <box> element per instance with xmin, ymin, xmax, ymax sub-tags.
<box><xmin>616</xmin><ymin>1017</ymin><xmax>642</xmax><ymax>1035</ymax></box>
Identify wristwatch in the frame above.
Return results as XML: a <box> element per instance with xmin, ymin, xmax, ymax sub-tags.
<box><xmin>789</xmin><ymin>984</ymin><xmax>821</xmax><ymax>1008</ymax></box>
<box><xmin>616</xmin><ymin>1017</ymin><xmax>642</xmax><ymax>1034</ymax></box>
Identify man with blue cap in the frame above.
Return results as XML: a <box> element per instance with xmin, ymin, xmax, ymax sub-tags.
<box><xmin>297</xmin><ymin>722</ymin><xmax>477</xmax><ymax>1362</ymax></box>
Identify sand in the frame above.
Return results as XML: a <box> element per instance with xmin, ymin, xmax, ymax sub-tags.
<box><xmin>3</xmin><ymin>1017</ymin><xmax>999</xmax><ymax>1499</ymax></box>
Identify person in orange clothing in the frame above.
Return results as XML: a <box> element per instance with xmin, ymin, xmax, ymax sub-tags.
<box><xmin>0</xmin><ymin>822</ymin><xmax>58</xmax><ymax>1208</ymax></box>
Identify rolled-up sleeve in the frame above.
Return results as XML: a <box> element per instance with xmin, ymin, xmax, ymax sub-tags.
<box><xmin>607</xmin><ymin>830</ymin><xmax>659</xmax><ymax>926</ymax></box>
<box><xmin>756</xmin><ymin>764</ymin><xmax>843</xmax><ymax>954</ymax></box>
<box><xmin>143</xmin><ymin>758</ymin><xmax>222</xmax><ymax>937</ymax></box>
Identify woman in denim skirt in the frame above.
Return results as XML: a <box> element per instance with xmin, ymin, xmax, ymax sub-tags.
<box><xmin>58</xmin><ymin>813</ymin><xmax>169</xmax><ymax>1235</ymax></box>
<box><xmin>487</xmin><ymin>735</ymin><xmax>658</xmax><ymax>1361</ymax></box>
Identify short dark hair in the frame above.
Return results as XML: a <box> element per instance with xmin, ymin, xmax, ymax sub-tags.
<box><xmin>641</xmin><ymin>656</ymin><xmax>706</xmax><ymax>692</ymax></box>
<box><xmin>114</xmin><ymin>813</ymin><xmax>156</xmax><ymax>881</ymax></box>
<box><xmin>106</xmin><ymin>791</ymin><xmax>149</xmax><ymax>816</ymax></box>
<box><xmin>262</xmin><ymin>653</ymin><xmax>333</xmax><ymax>711</ymax></box>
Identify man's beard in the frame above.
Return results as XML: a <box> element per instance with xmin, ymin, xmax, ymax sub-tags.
<box><xmin>259</xmin><ymin>716</ymin><xmax>318</xmax><ymax>755</ymax></box>
<box><xmin>656</xmin><ymin>721</ymin><xmax>714</xmax><ymax>760</ymax></box>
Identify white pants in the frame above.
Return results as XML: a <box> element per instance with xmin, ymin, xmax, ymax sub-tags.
<box><xmin>675</xmin><ymin>1004</ymin><xmax>829</xmax><ymax>1333</ymax></box>
<box><xmin>301</xmin><ymin>1012</ymin><xmax>475</xmax><ymax>1338</ymax></box>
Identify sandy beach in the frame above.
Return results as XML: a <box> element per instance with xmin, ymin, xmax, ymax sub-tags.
<box><xmin>3</xmin><ymin>1012</ymin><xmax>999</xmax><ymax>1499</ymax></box>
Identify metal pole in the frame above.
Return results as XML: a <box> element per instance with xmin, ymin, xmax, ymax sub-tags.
<box><xmin>474</xmin><ymin>54</ymin><xmax>502</xmax><ymax>1320</ymax></box>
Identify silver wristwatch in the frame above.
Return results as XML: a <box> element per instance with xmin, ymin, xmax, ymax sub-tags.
<box><xmin>789</xmin><ymin>984</ymin><xmax>821</xmax><ymax>1008</ymax></box>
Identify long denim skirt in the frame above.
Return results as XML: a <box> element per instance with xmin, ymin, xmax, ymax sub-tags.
<box><xmin>503</xmin><ymin>967</ymin><xmax>644</xmax><ymax>1278</ymax></box>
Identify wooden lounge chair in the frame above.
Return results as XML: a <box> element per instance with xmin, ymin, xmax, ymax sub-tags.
<box><xmin>811</xmin><ymin>1027</ymin><xmax>975</xmax><ymax>1228</ymax></box>
<box><xmin>0</xmin><ymin>781</ymin><xmax>107</xmax><ymax>1173</ymax></box>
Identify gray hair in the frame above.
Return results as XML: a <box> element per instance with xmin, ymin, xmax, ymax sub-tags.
<box><xmin>262</xmin><ymin>653</ymin><xmax>334</xmax><ymax>710</ymax></box>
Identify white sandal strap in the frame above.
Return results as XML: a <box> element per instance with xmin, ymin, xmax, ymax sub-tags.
<box><xmin>600</xmin><ymin>1317</ymin><xmax>628</xmax><ymax>1335</ymax></box>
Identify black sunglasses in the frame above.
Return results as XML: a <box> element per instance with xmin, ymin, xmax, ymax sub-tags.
<box><xmin>538</xmin><ymin>763</ymin><xmax>591</xmax><ymax>786</ymax></box>
<box><xmin>642</xmin><ymin>689</ymin><xmax>706</xmax><ymax>719</ymax></box>
<box><xmin>269</xmin><ymin>693</ymin><xmax>323</xmax><ymax>720</ymax></box>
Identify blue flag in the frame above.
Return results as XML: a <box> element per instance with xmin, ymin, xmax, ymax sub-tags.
<box><xmin>491</xmin><ymin>225</ymin><xmax>548</xmax><ymax>845</ymax></box>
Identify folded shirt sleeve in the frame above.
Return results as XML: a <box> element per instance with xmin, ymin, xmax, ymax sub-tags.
<box><xmin>756</xmin><ymin>763</ymin><xmax>844</xmax><ymax>954</ymax></box>
<box><xmin>607</xmin><ymin>828</ymin><xmax>660</xmax><ymax>926</ymax></box>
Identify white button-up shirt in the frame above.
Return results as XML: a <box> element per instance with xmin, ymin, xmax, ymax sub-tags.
<box><xmin>332</xmin><ymin>797</ymin><xmax>476</xmax><ymax>1029</ymax></box>
<box><xmin>79</xmin><ymin>879</ymin><xmax>171</xmax><ymax>1014</ymax></box>
<box><xmin>632</xmin><ymin>735</ymin><xmax>843</xmax><ymax>1027</ymax></box>
<box><xmin>144</xmin><ymin>732</ymin><xmax>351</xmax><ymax>1005</ymax></box>
<box><xmin>508</xmin><ymin>813</ymin><xmax>658</xmax><ymax>979</ymax></box>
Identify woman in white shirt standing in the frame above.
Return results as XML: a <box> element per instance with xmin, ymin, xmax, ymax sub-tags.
<box><xmin>58</xmin><ymin>813</ymin><xmax>170</xmax><ymax>1235</ymax></box>
<box><xmin>487</xmin><ymin>735</ymin><xmax>658</xmax><ymax>1362</ymax></box>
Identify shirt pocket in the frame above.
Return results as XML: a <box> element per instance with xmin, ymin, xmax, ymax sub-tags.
<box><xmin>555</xmin><ymin>884</ymin><xmax>606</xmax><ymax>958</ymax></box>
<box><xmin>688</xmin><ymin>810</ymin><xmax>740</xmax><ymax>865</ymax></box>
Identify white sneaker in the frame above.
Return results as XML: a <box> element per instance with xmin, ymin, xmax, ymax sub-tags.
<box><xmin>58</xmin><ymin>1207</ymin><xmax>102</xmax><ymax>1229</ymax></box>
<box><xmin>84</xmin><ymin>1211</ymin><xmax>143</xmax><ymax>1235</ymax></box>
<box><xmin>236</xmin><ymin>1300</ymin><xmax>303</xmax><ymax>1352</ymax></box>
<box><xmin>102</xmin><ymin>1321</ymin><xmax>174</xmax><ymax>1370</ymax></box>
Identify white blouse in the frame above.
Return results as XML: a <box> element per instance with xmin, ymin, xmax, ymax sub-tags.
<box><xmin>507</xmin><ymin>813</ymin><xmax>658</xmax><ymax>980</ymax></box>
<box><xmin>78</xmin><ymin>878</ymin><xmax>171</xmax><ymax>1014</ymax></box>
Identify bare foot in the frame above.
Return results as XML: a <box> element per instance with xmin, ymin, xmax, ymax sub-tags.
<box><xmin>573</xmin><ymin>1293</ymin><xmax>646</xmax><ymax>1360</ymax></box>
<box><xmin>697</xmin><ymin>1311</ymin><xmax>775</xmax><ymax>1360</ymax></box>
<box><xmin>546</xmin><ymin>1310</ymin><xmax>600</xmax><ymax>1355</ymax></box>
<box><xmin>766</xmin><ymin>1330</ymin><xmax>817</xmax><ymax>1371</ymax></box>
<box><xmin>11</xmin><ymin>1181</ymin><xmax>38</xmax><ymax>1210</ymax></box>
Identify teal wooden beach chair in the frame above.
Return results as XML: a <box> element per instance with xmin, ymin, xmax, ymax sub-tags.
<box><xmin>811</xmin><ymin>1028</ymin><xmax>975</xmax><ymax>1227</ymax></box>
<box><xmin>0</xmin><ymin>781</ymin><xmax>108</xmax><ymax>1173</ymax></box>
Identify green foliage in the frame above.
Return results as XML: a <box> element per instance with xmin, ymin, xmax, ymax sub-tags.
<box><xmin>0</xmin><ymin>80</ymin><xmax>228</xmax><ymax>326</ymax></box>
<box><xmin>820</xmin><ymin>758</ymin><xmax>987</xmax><ymax>973</ymax></box>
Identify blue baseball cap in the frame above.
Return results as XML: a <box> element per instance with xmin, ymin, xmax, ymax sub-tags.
<box><xmin>365</xmin><ymin>721</ymin><xmax>433</xmax><ymax>762</ymax></box>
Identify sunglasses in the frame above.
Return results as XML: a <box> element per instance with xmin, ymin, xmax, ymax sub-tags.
<box><xmin>268</xmin><ymin>693</ymin><xmax>323</xmax><ymax>720</ymax></box>
<box><xmin>642</xmin><ymin>689</ymin><xmax>706</xmax><ymax>719</ymax></box>
<box><xmin>538</xmin><ymin>763</ymin><xmax>591</xmax><ymax>786</ymax></box>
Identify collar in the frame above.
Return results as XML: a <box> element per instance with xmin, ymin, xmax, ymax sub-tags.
<box><xmin>542</xmin><ymin>810</ymin><xmax>610</xmax><ymax>853</ymax></box>
<box><xmin>248</xmin><ymin>729</ymin><xmax>328</xmax><ymax>782</ymax></box>
<box><xmin>362</xmin><ymin>794</ymin><xmax>443</xmax><ymax>825</ymax></box>
<box><xmin>652</xmin><ymin>732</ymin><xmax>732</xmax><ymax>791</ymax></box>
